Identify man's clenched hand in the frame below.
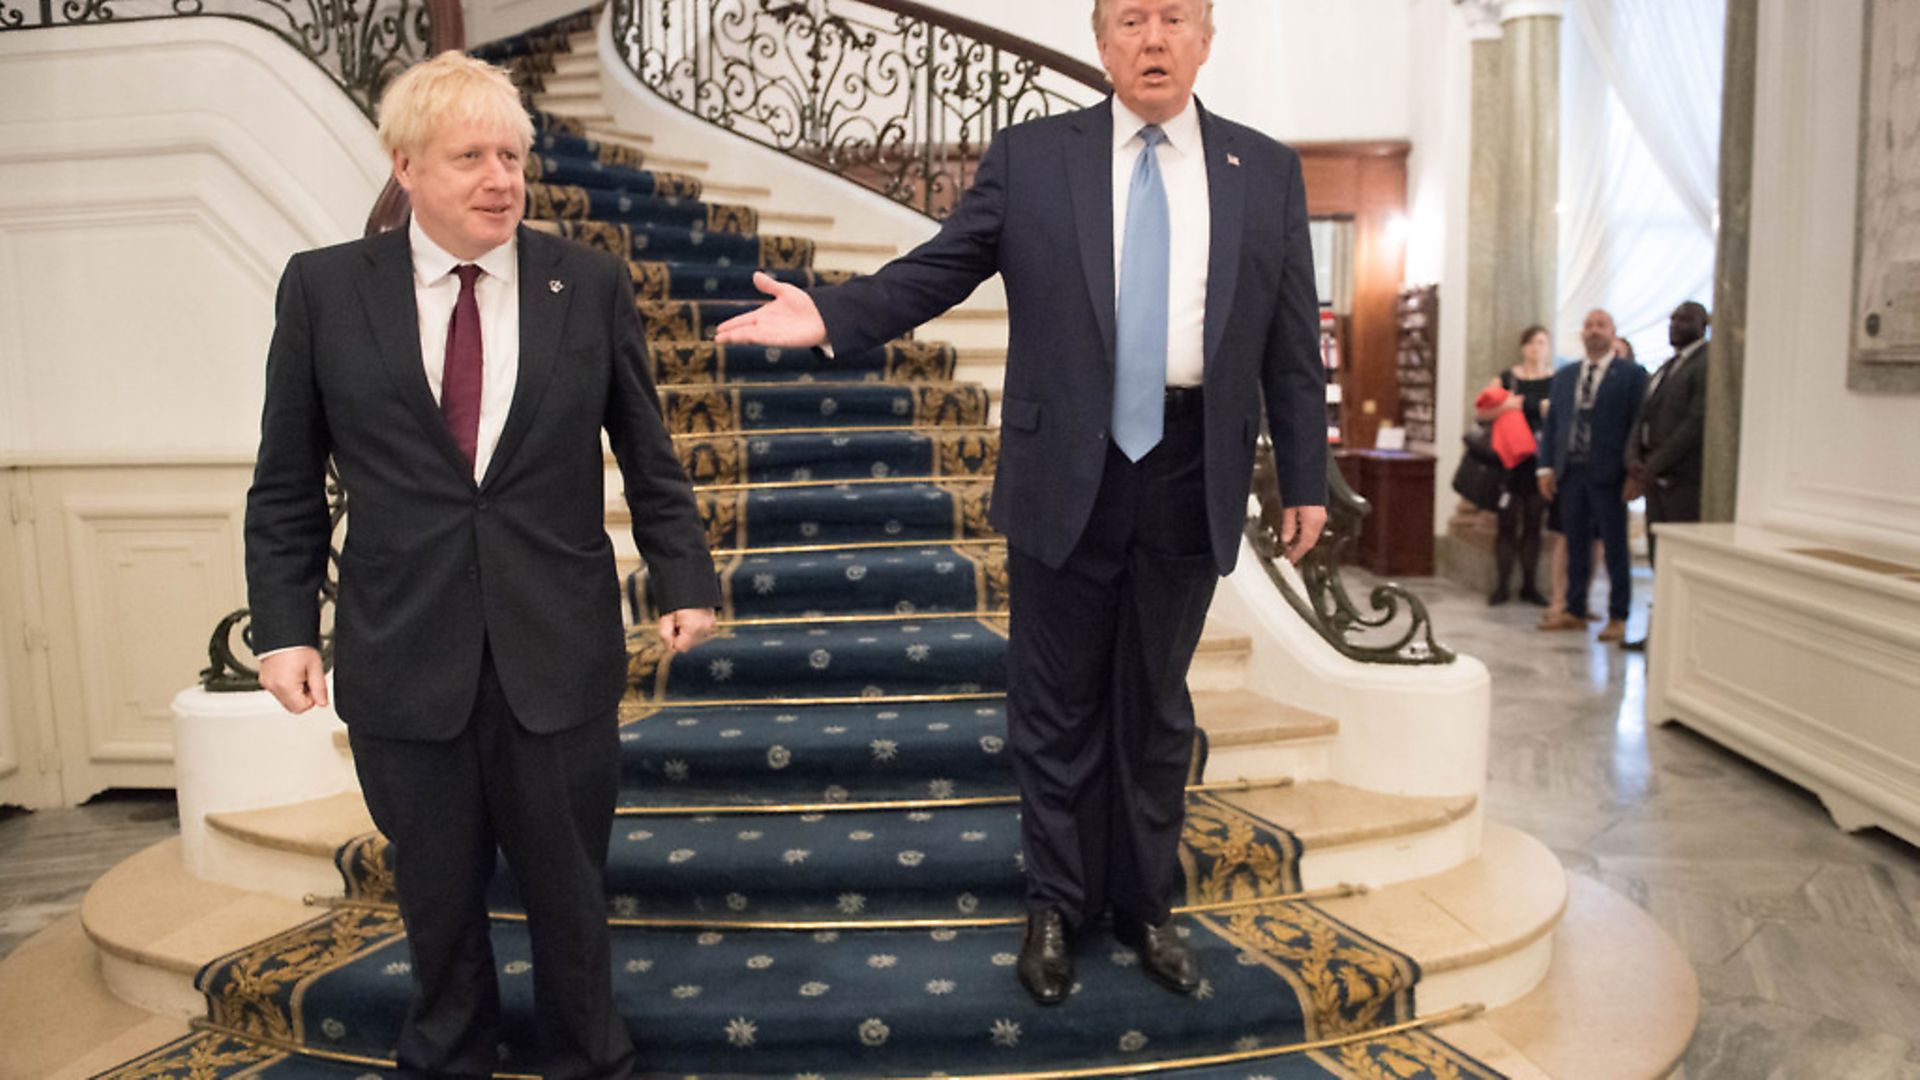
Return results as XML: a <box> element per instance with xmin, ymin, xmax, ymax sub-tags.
<box><xmin>259</xmin><ymin>646</ymin><xmax>329</xmax><ymax>714</ymax></box>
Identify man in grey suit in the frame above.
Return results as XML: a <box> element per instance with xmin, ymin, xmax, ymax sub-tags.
<box><xmin>713</xmin><ymin>0</ymin><xmax>1327</xmax><ymax>1008</ymax></box>
<box><xmin>1623</xmin><ymin>300</ymin><xmax>1709</xmax><ymax>651</ymax></box>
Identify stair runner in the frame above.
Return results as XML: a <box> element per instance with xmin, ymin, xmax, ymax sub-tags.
<box><xmin>100</xmin><ymin>13</ymin><xmax>1506</xmax><ymax>1080</ymax></box>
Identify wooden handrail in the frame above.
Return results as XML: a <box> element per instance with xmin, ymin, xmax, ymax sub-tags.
<box><xmin>857</xmin><ymin>0</ymin><xmax>1111</xmax><ymax>94</ymax></box>
<box><xmin>365</xmin><ymin>0</ymin><xmax>468</xmax><ymax>236</ymax></box>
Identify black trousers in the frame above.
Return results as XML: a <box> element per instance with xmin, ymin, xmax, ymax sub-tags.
<box><xmin>1005</xmin><ymin>396</ymin><xmax>1216</xmax><ymax>933</ymax></box>
<box><xmin>348</xmin><ymin>645</ymin><xmax>634</xmax><ymax>1080</ymax></box>
<box><xmin>1558</xmin><ymin>463</ymin><xmax>1632</xmax><ymax>621</ymax></box>
<box><xmin>1644</xmin><ymin>480</ymin><xmax>1701</xmax><ymax>566</ymax></box>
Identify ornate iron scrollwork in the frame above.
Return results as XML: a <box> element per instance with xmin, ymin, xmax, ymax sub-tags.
<box><xmin>0</xmin><ymin>0</ymin><xmax>435</xmax><ymax>119</ymax></box>
<box><xmin>610</xmin><ymin>0</ymin><xmax>1105</xmax><ymax>219</ymax></box>
<box><xmin>201</xmin><ymin>461</ymin><xmax>346</xmax><ymax>692</ymax></box>
<box><xmin>1248</xmin><ymin>438</ymin><xmax>1455</xmax><ymax>666</ymax></box>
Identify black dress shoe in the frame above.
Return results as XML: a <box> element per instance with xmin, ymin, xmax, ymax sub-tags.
<box><xmin>1116</xmin><ymin>918</ymin><xmax>1200</xmax><ymax>995</ymax></box>
<box><xmin>1487</xmin><ymin>587</ymin><xmax>1511</xmax><ymax>606</ymax></box>
<box><xmin>1519</xmin><ymin>587</ymin><xmax>1551</xmax><ymax>607</ymax></box>
<box><xmin>1622</xmin><ymin>636</ymin><xmax>1648</xmax><ymax>652</ymax></box>
<box><xmin>1017</xmin><ymin>910</ymin><xmax>1073</xmax><ymax>1006</ymax></box>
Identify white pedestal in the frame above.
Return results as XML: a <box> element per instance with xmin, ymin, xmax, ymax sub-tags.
<box><xmin>171</xmin><ymin>683</ymin><xmax>358</xmax><ymax>895</ymax></box>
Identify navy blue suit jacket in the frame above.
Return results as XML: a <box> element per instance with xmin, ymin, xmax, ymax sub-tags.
<box><xmin>1537</xmin><ymin>356</ymin><xmax>1649</xmax><ymax>489</ymax></box>
<box><xmin>810</xmin><ymin>98</ymin><xmax>1327</xmax><ymax>575</ymax></box>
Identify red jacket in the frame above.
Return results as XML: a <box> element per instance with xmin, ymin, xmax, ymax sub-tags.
<box><xmin>1475</xmin><ymin>387</ymin><xmax>1539</xmax><ymax>469</ymax></box>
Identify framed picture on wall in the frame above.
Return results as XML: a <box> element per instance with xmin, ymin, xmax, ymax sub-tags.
<box><xmin>1850</xmin><ymin>0</ymin><xmax>1920</xmax><ymax>392</ymax></box>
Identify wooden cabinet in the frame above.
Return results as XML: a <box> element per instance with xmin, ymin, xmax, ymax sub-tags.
<box><xmin>1335</xmin><ymin>449</ymin><xmax>1436</xmax><ymax>577</ymax></box>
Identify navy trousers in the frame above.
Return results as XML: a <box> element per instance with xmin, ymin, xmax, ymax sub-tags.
<box><xmin>1557</xmin><ymin>463</ymin><xmax>1633</xmax><ymax>621</ymax></box>
<box><xmin>1005</xmin><ymin>396</ymin><xmax>1216</xmax><ymax>933</ymax></box>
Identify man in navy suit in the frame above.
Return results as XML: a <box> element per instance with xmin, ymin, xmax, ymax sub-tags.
<box><xmin>1537</xmin><ymin>308</ymin><xmax>1648</xmax><ymax>642</ymax></box>
<box><xmin>715</xmin><ymin>0</ymin><xmax>1327</xmax><ymax>1007</ymax></box>
<box><xmin>246</xmin><ymin>53</ymin><xmax>718</xmax><ymax>1077</ymax></box>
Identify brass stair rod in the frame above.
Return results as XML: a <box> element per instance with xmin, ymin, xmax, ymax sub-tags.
<box><xmin>611</xmin><ymin>775</ymin><xmax>1293</xmax><ymax>817</ymax></box>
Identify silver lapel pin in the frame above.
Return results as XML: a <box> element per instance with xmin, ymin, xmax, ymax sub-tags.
<box><xmin>549</xmin><ymin>279</ymin><xmax>565</xmax><ymax>293</ymax></box>
<box><xmin>1226</xmin><ymin>153</ymin><xmax>1242</xmax><ymax>168</ymax></box>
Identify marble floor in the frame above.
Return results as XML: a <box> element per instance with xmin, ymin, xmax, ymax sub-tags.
<box><xmin>2</xmin><ymin>567</ymin><xmax>1917</xmax><ymax>1077</ymax></box>
<box><xmin>1394</xmin><ymin>564</ymin><xmax>1920</xmax><ymax>1079</ymax></box>
<box><xmin>0</xmin><ymin>789</ymin><xmax>178</xmax><ymax>960</ymax></box>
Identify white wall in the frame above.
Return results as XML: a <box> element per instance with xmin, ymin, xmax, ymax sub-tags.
<box><xmin>465</xmin><ymin>0</ymin><xmax>591</xmax><ymax>48</ymax></box>
<box><xmin>0</xmin><ymin>18</ymin><xmax>387</xmax><ymax>805</ymax></box>
<box><xmin>939</xmin><ymin>0</ymin><xmax>1413</xmax><ymax>143</ymax></box>
<box><xmin>1738</xmin><ymin>0</ymin><xmax>1920</xmax><ymax>558</ymax></box>
<box><xmin>0</xmin><ymin>19</ymin><xmax>387</xmax><ymax>458</ymax></box>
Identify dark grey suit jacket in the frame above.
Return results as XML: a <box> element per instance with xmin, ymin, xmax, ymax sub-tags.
<box><xmin>1628</xmin><ymin>342</ymin><xmax>1709</xmax><ymax>494</ymax></box>
<box><xmin>810</xmin><ymin>98</ymin><xmax>1327</xmax><ymax>575</ymax></box>
<box><xmin>244</xmin><ymin>224</ymin><xmax>719</xmax><ymax>739</ymax></box>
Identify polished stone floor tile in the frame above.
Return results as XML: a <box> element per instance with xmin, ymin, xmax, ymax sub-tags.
<box><xmin>1372</xmin><ymin>565</ymin><xmax>1920</xmax><ymax>1073</ymax></box>
<box><xmin>0</xmin><ymin>791</ymin><xmax>178</xmax><ymax>960</ymax></box>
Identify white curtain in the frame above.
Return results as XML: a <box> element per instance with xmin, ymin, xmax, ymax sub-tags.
<box><xmin>1556</xmin><ymin>0</ymin><xmax>1724</xmax><ymax>366</ymax></box>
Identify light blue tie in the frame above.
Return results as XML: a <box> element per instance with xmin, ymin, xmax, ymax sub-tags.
<box><xmin>1113</xmin><ymin>124</ymin><xmax>1171</xmax><ymax>462</ymax></box>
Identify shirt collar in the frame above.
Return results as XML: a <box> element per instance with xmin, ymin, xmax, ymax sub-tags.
<box><xmin>1112</xmin><ymin>95</ymin><xmax>1202</xmax><ymax>157</ymax></box>
<box><xmin>408</xmin><ymin>216</ymin><xmax>518</xmax><ymax>289</ymax></box>
<box><xmin>1674</xmin><ymin>337</ymin><xmax>1706</xmax><ymax>364</ymax></box>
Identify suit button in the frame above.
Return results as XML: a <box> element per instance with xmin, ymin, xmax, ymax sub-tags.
<box><xmin>476</xmin><ymin>498</ymin><xmax>490</xmax><ymax>511</ymax></box>
<box><xmin>467</xmin><ymin>565</ymin><xmax>480</xmax><ymax>580</ymax></box>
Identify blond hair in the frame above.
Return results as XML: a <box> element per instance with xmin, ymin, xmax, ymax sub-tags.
<box><xmin>377</xmin><ymin>51</ymin><xmax>534</xmax><ymax>156</ymax></box>
<box><xmin>1091</xmin><ymin>0</ymin><xmax>1215</xmax><ymax>36</ymax></box>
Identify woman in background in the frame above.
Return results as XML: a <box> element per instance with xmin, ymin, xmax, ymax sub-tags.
<box><xmin>1479</xmin><ymin>325</ymin><xmax>1555</xmax><ymax>605</ymax></box>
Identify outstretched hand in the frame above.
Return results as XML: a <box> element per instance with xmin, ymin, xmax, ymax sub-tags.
<box><xmin>712</xmin><ymin>272</ymin><xmax>829</xmax><ymax>348</ymax></box>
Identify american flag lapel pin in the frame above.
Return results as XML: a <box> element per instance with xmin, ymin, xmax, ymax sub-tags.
<box><xmin>1226</xmin><ymin>153</ymin><xmax>1242</xmax><ymax>168</ymax></box>
<box><xmin>549</xmin><ymin>279</ymin><xmax>565</xmax><ymax>293</ymax></box>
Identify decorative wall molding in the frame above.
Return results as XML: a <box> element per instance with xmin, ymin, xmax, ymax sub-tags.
<box><xmin>0</xmin><ymin>19</ymin><xmax>386</xmax><ymax>460</ymax></box>
<box><xmin>61</xmin><ymin>496</ymin><xmax>247</xmax><ymax>765</ymax></box>
<box><xmin>1740</xmin><ymin>0</ymin><xmax>1920</xmax><ymax>555</ymax></box>
<box><xmin>1650</xmin><ymin>524</ymin><xmax>1920</xmax><ymax>848</ymax></box>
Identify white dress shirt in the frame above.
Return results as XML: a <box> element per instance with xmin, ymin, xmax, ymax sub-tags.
<box><xmin>409</xmin><ymin>217</ymin><xmax>521</xmax><ymax>484</ymax></box>
<box><xmin>1112</xmin><ymin>96</ymin><xmax>1210</xmax><ymax>388</ymax></box>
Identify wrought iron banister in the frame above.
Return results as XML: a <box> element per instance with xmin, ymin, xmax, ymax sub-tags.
<box><xmin>1248</xmin><ymin>439</ymin><xmax>1455</xmax><ymax>666</ymax></box>
<box><xmin>0</xmin><ymin>0</ymin><xmax>454</xmax><ymax>121</ymax></box>
<box><xmin>609</xmin><ymin>0</ymin><xmax>1110</xmax><ymax>218</ymax></box>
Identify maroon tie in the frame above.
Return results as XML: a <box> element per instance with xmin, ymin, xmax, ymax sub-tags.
<box><xmin>442</xmin><ymin>264</ymin><xmax>484</xmax><ymax>469</ymax></box>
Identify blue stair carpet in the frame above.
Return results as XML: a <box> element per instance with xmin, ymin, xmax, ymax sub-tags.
<box><xmin>552</xmin><ymin>217</ymin><xmax>818</xmax><ymax>269</ymax></box>
<box><xmin>534</xmin><ymin>130</ymin><xmax>655</xmax><ymax>176</ymax></box>
<box><xmin>528</xmin><ymin>182</ymin><xmax>758</xmax><ymax>235</ymax></box>
<box><xmin>95</xmin><ymin>12</ymin><xmax>1507</xmax><ymax>1078</ymax></box>
<box><xmin>633</xmin><ymin>265</ymin><xmax>859</xmax><ymax>304</ymax></box>
<box><xmin>670</xmin><ymin>427</ymin><xmax>993</xmax><ymax>485</ymax></box>
<box><xmin>527</xmin><ymin>151</ymin><xmax>704</xmax><ymax>200</ymax></box>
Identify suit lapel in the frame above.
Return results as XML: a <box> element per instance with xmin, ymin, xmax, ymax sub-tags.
<box><xmin>1065</xmin><ymin>101</ymin><xmax>1116</xmax><ymax>361</ymax></box>
<box><xmin>483</xmin><ymin>227</ymin><xmax>569</xmax><ymax>490</ymax></box>
<box><xmin>357</xmin><ymin>228</ymin><xmax>475</xmax><ymax>485</ymax></box>
<box><xmin>1198</xmin><ymin>102</ymin><xmax>1244</xmax><ymax>378</ymax></box>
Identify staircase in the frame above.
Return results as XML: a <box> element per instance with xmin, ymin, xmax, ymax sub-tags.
<box><xmin>0</xmin><ymin>9</ymin><xmax>1697</xmax><ymax>1080</ymax></box>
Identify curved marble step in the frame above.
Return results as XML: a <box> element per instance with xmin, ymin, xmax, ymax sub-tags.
<box><xmin>76</xmin><ymin>838</ymin><xmax>313</xmax><ymax>1017</ymax></box>
<box><xmin>54</xmin><ymin>826</ymin><xmax>1694</xmax><ymax>1079</ymax></box>
<box><xmin>234</xmin><ymin>903</ymin><xmax>1415</xmax><ymax>1075</ymax></box>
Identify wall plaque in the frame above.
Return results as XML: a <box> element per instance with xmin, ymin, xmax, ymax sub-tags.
<box><xmin>1850</xmin><ymin>0</ymin><xmax>1920</xmax><ymax>391</ymax></box>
